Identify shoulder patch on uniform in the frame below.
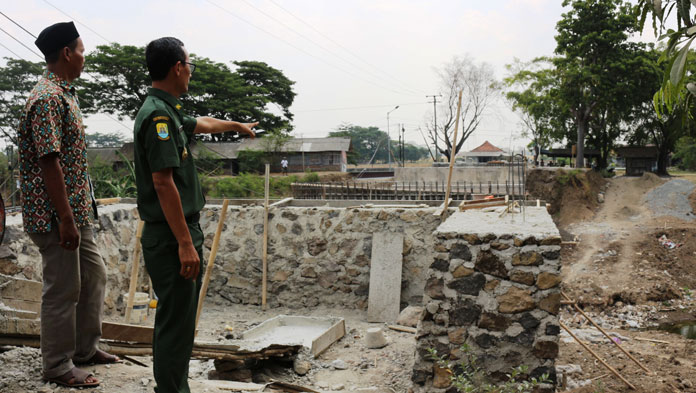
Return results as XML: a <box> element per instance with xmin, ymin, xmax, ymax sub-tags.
<box><xmin>156</xmin><ymin>123</ymin><xmax>170</xmax><ymax>140</ymax></box>
<box><xmin>152</xmin><ymin>115</ymin><xmax>170</xmax><ymax>122</ymax></box>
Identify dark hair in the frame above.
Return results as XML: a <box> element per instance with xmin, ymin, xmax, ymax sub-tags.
<box><xmin>45</xmin><ymin>38</ymin><xmax>78</xmax><ymax>64</ymax></box>
<box><xmin>145</xmin><ymin>37</ymin><xmax>186</xmax><ymax>81</ymax></box>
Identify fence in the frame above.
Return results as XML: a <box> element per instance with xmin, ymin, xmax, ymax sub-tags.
<box><xmin>291</xmin><ymin>181</ymin><xmax>523</xmax><ymax>201</ymax></box>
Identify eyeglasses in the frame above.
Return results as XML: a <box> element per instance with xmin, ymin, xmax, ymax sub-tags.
<box><xmin>184</xmin><ymin>61</ymin><xmax>197</xmax><ymax>74</ymax></box>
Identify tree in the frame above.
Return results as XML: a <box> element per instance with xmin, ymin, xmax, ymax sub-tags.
<box><xmin>85</xmin><ymin>131</ymin><xmax>129</xmax><ymax>148</ymax></box>
<box><xmin>672</xmin><ymin>135</ymin><xmax>696</xmax><ymax>170</ymax></box>
<box><xmin>637</xmin><ymin>0</ymin><xmax>696</xmax><ymax>115</ymax></box>
<box><xmin>554</xmin><ymin>0</ymin><xmax>639</xmax><ymax>168</ymax></box>
<box><xmin>329</xmin><ymin>124</ymin><xmax>390</xmax><ymax>164</ymax></box>
<box><xmin>81</xmin><ymin>43</ymin><xmax>296</xmax><ymax>139</ymax></box>
<box><xmin>0</xmin><ymin>58</ymin><xmax>43</xmax><ymax>144</ymax></box>
<box><xmin>423</xmin><ymin>55</ymin><xmax>500</xmax><ymax>162</ymax></box>
<box><xmin>504</xmin><ymin>58</ymin><xmax>558</xmax><ymax>164</ymax></box>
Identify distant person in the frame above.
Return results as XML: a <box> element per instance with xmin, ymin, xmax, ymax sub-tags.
<box><xmin>281</xmin><ymin>157</ymin><xmax>289</xmax><ymax>175</ymax></box>
<box><xmin>133</xmin><ymin>36</ymin><xmax>256</xmax><ymax>393</ymax></box>
<box><xmin>17</xmin><ymin>21</ymin><xmax>119</xmax><ymax>388</ymax></box>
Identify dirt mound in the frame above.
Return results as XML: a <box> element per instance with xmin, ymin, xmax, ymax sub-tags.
<box><xmin>636</xmin><ymin>171</ymin><xmax>664</xmax><ymax>188</ymax></box>
<box><xmin>526</xmin><ymin>169</ymin><xmax>605</xmax><ymax>228</ymax></box>
<box><xmin>634</xmin><ymin>228</ymin><xmax>696</xmax><ymax>290</ymax></box>
<box><xmin>318</xmin><ymin>172</ymin><xmax>352</xmax><ymax>182</ymax></box>
<box><xmin>615</xmin><ymin>205</ymin><xmax>641</xmax><ymax>219</ymax></box>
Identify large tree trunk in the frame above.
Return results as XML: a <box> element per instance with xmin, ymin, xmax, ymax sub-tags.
<box><xmin>656</xmin><ymin>144</ymin><xmax>670</xmax><ymax>176</ymax></box>
<box><xmin>575</xmin><ymin>119</ymin><xmax>586</xmax><ymax>168</ymax></box>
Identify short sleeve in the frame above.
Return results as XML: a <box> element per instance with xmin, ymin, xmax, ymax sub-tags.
<box><xmin>182</xmin><ymin>115</ymin><xmax>197</xmax><ymax>143</ymax></box>
<box><xmin>31</xmin><ymin>96</ymin><xmax>63</xmax><ymax>158</ymax></box>
<box><xmin>142</xmin><ymin>112</ymin><xmax>180</xmax><ymax>173</ymax></box>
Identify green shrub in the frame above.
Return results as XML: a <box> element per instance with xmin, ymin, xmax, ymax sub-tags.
<box><xmin>300</xmin><ymin>171</ymin><xmax>319</xmax><ymax>182</ymax></box>
<box><xmin>237</xmin><ymin>149</ymin><xmax>270</xmax><ymax>174</ymax></box>
<box><xmin>427</xmin><ymin>344</ymin><xmax>550</xmax><ymax>393</ymax></box>
<box><xmin>205</xmin><ymin>172</ymin><xmax>305</xmax><ymax>198</ymax></box>
<box><xmin>673</xmin><ymin>136</ymin><xmax>696</xmax><ymax>171</ymax></box>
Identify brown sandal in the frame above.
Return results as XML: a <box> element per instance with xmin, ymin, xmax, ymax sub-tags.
<box><xmin>76</xmin><ymin>349</ymin><xmax>121</xmax><ymax>365</ymax></box>
<box><xmin>45</xmin><ymin>367</ymin><xmax>100</xmax><ymax>388</ymax></box>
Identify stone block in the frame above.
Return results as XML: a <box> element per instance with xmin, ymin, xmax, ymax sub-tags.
<box><xmin>533</xmin><ymin>339</ymin><xmax>559</xmax><ymax>359</ymax></box>
<box><xmin>490</xmin><ymin>242</ymin><xmax>511</xmax><ymax>251</ymax></box>
<box><xmin>430</xmin><ymin>258</ymin><xmax>449</xmax><ymax>272</ymax></box>
<box><xmin>450</xmin><ymin>243</ymin><xmax>472</xmax><ymax>260</ymax></box>
<box><xmin>449</xmin><ymin>299</ymin><xmax>482</xmax><ymax>325</ymax></box>
<box><xmin>536</xmin><ymin>272</ymin><xmax>561</xmax><ymax>289</ymax></box>
<box><xmin>510</xmin><ymin>270</ymin><xmax>535</xmax><ymax>286</ymax></box>
<box><xmin>448</xmin><ymin>327</ymin><xmax>467</xmax><ymax>345</ymax></box>
<box><xmin>397</xmin><ymin>306</ymin><xmax>425</xmax><ymax>328</ymax></box>
<box><xmin>475</xmin><ymin>250</ymin><xmax>508</xmax><ymax>279</ymax></box>
<box><xmin>497</xmin><ymin>287</ymin><xmax>535</xmax><ymax>313</ymax></box>
<box><xmin>478</xmin><ymin>312</ymin><xmax>511</xmax><ymax>331</ymax></box>
<box><xmin>512</xmin><ymin>251</ymin><xmax>543</xmax><ymax>266</ymax></box>
<box><xmin>425</xmin><ymin>278</ymin><xmax>446</xmax><ymax>300</ymax></box>
<box><xmin>367</xmin><ymin>232</ymin><xmax>404</xmax><ymax>322</ymax></box>
<box><xmin>452</xmin><ymin>265</ymin><xmax>474</xmax><ymax>278</ymax></box>
<box><xmin>460</xmin><ymin>234</ymin><xmax>481</xmax><ymax>245</ymax></box>
<box><xmin>539</xmin><ymin>292</ymin><xmax>561</xmax><ymax>315</ymax></box>
<box><xmin>447</xmin><ymin>273</ymin><xmax>486</xmax><ymax>296</ymax></box>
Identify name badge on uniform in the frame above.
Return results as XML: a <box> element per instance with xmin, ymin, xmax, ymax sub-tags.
<box><xmin>156</xmin><ymin>123</ymin><xmax>170</xmax><ymax>140</ymax></box>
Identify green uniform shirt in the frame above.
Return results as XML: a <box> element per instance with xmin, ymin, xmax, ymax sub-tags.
<box><xmin>134</xmin><ymin>87</ymin><xmax>205</xmax><ymax>223</ymax></box>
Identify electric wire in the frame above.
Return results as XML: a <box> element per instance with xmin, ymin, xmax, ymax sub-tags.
<box><xmin>0</xmin><ymin>11</ymin><xmax>37</xmax><ymax>39</ymax></box>
<box><xmin>41</xmin><ymin>0</ymin><xmax>112</xmax><ymax>43</ymax></box>
<box><xmin>0</xmin><ymin>41</ymin><xmax>23</xmax><ymax>59</ymax></box>
<box><xmin>0</xmin><ymin>26</ymin><xmax>43</xmax><ymax>59</ymax></box>
<box><xmin>265</xmin><ymin>0</ymin><xmax>427</xmax><ymax>95</ymax></box>
<box><xmin>205</xmin><ymin>0</ymin><xmax>419</xmax><ymax>97</ymax></box>
<box><xmin>235</xmin><ymin>0</ymin><xmax>423</xmax><ymax>95</ymax></box>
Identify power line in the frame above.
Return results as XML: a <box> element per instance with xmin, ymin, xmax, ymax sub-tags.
<box><xmin>0</xmin><ymin>26</ymin><xmax>44</xmax><ymax>59</ymax></box>
<box><xmin>0</xmin><ymin>41</ymin><xmax>23</xmax><ymax>59</ymax></box>
<box><xmin>0</xmin><ymin>11</ymin><xmax>37</xmax><ymax>39</ymax></box>
<box><xmin>41</xmin><ymin>0</ymin><xmax>112</xmax><ymax>43</ymax></box>
<box><xmin>265</xmin><ymin>0</ymin><xmax>427</xmax><ymax>95</ymax></box>
<box><xmin>236</xmin><ymin>0</ymin><xmax>423</xmax><ymax>96</ymax></box>
<box><xmin>205</xmin><ymin>0</ymin><xmax>419</xmax><ymax>97</ymax></box>
<box><xmin>295</xmin><ymin>102</ymin><xmax>426</xmax><ymax>113</ymax></box>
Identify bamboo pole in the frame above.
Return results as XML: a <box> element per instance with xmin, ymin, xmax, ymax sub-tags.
<box><xmin>124</xmin><ymin>220</ymin><xmax>145</xmax><ymax>323</ymax></box>
<box><xmin>262</xmin><ymin>164</ymin><xmax>270</xmax><ymax>310</ymax></box>
<box><xmin>562</xmin><ymin>291</ymin><xmax>651</xmax><ymax>374</ymax></box>
<box><xmin>440</xmin><ymin>90</ymin><xmax>463</xmax><ymax>217</ymax></box>
<box><xmin>194</xmin><ymin>199</ymin><xmax>229</xmax><ymax>334</ymax></box>
<box><xmin>560</xmin><ymin>321</ymin><xmax>636</xmax><ymax>390</ymax></box>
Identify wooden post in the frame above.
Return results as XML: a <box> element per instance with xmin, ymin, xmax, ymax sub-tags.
<box><xmin>262</xmin><ymin>164</ymin><xmax>270</xmax><ymax>310</ymax></box>
<box><xmin>124</xmin><ymin>220</ymin><xmax>145</xmax><ymax>323</ymax></box>
<box><xmin>195</xmin><ymin>199</ymin><xmax>229</xmax><ymax>333</ymax></box>
<box><xmin>560</xmin><ymin>321</ymin><xmax>636</xmax><ymax>390</ymax></box>
<box><xmin>441</xmin><ymin>90</ymin><xmax>463</xmax><ymax>216</ymax></box>
<box><xmin>561</xmin><ymin>292</ymin><xmax>651</xmax><ymax>374</ymax></box>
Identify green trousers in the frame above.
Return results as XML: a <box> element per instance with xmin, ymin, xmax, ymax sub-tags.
<box><xmin>142</xmin><ymin>219</ymin><xmax>203</xmax><ymax>393</ymax></box>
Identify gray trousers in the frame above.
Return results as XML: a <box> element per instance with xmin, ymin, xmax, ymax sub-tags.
<box><xmin>28</xmin><ymin>224</ymin><xmax>107</xmax><ymax>379</ymax></box>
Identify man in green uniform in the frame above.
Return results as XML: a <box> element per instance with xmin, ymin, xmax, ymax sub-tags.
<box><xmin>133</xmin><ymin>37</ymin><xmax>256</xmax><ymax>393</ymax></box>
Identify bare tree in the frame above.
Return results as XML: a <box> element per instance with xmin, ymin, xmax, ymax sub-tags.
<box><xmin>423</xmin><ymin>55</ymin><xmax>500</xmax><ymax>162</ymax></box>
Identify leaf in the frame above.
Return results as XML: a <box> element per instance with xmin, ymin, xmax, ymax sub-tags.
<box><xmin>670</xmin><ymin>36</ymin><xmax>695</xmax><ymax>86</ymax></box>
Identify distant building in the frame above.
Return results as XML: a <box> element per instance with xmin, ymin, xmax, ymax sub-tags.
<box><xmin>616</xmin><ymin>146</ymin><xmax>658</xmax><ymax>176</ymax></box>
<box><xmin>458</xmin><ymin>141</ymin><xmax>507</xmax><ymax>163</ymax></box>
<box><xmin>87</xmin><ymin>137</ymin><xmax>352</xmax><ymax>174</ymax></box>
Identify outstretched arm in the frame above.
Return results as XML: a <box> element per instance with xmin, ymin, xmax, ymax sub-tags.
<box><xmin>194</xmin><ymin>117</ymin><xmax>258</xmax><ymax>138</ymax></box>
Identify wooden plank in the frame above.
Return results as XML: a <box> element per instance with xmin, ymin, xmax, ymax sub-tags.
<box><xmin>0</xmin><ymin>298</ymin><xmax>40</xmax><ymax>314</ymax></box>
<box><xmin>200</xmin><ymin>380</ymin><xmax>265</xmax><ymax>391</ymax></box>
<box><xmin>96</xmin><ymin>197</ymin><xmax>121</xmax><ymax>206</ymax></box>
<box><xmin>388</xmin><ymin>324</ymin><xmax>417</xmax><ymax>334</ymax></box>
<box><xmin>0</xmin><ymin>308</ymin><xmax>37</xmax><ymax>320</ymax></box>
<box><xmin>459</xmin><ymin>197</ymin><xmax>506</xmax><ymax>205</ymax></box>
<box><xmin>459</xmin><ymin>201</ymin><xmax>507</xmax><ymax>211</ymax></box>
<box><xmin>270</xmin><ymin>197</ymin><xmax>293</xmax><ymax>207</ymax></box>
<box><xmin>0</xmin><ymin>274</ymin><xmax>42</xmax><ymax>302</ymax></box>
<box><xmin>310</xmin><ymin>319</ymin><xmax>346</xmax><ymax>357</ymax></box>
<box><xmin>367</xmin><ymin>232</ymin><xmax>404</xmax><ymax>323</ymax></box>
<box><xmin>102</xmin><ymin>321</ymin><xmax>154</xmax><ymax>344</ymax></box>
<box><xmin>0</xmin><ymin>317</ymin><xmax>40</xmax><ymax>336</ymax></box>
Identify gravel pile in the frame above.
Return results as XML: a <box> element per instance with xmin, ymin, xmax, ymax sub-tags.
<box><xmin>0</xmin><ymin>346</ymin><xmax>46</xmax><ymax>392</ymax></box>
<box><xmin>643</xmin><ymin>179</ymin><xmax>696</xmax><ymax>221</ymax></box>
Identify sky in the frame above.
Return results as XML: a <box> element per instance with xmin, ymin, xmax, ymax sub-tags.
<box><xmin>0</xmin><ymin>0</ymin><xmax>661</xmax><ymax>154</ymax></box>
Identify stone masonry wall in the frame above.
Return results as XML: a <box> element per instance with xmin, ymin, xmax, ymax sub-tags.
<box><xmin>412</xmin><ymin>209</ymin><xmax>561</xmax><ymax>391</ymax></box>
<box><xmin>1</xmin><ymin>203</ymin><xmax>441</xmax><ymax>314</ymax></box>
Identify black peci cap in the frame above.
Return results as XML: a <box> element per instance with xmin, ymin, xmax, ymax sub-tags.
<box><xmin>34</xmin><ymin>22</ymin><xmax>80</xmax><ymax>56</ymax></box>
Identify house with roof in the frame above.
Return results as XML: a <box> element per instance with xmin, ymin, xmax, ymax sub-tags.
<box><xmin>457</xmin><ymin>141</ymin><xmax>508</xmax><ymax>164</ymax></box>
<box><xmin>87</xmin><ymin>137</ymin><xmax>352</xmax><ymax>175</ymax></box>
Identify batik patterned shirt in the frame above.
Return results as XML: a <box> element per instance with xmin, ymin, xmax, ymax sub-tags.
<box><xmin>17</xmin><ymin>70</ymin><xmax>92</xmax><ymax>233</ymax></box>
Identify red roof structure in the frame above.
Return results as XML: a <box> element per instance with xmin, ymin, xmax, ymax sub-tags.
<box><xmin>470</xmin><ymin>141</ymin><xmax>504</xmax><ymax>153</ymax></box>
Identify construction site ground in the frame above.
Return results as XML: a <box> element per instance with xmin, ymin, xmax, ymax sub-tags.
<box><xmin>1</xmin><ymin>170</ymin><xmax>696</xmax><ymax>392</ymax></box>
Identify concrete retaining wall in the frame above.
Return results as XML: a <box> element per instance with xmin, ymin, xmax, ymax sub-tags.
<box><xmin>394</xmin><ymin>167</ymin><xmax>510</xmax><ymax>184</ymax></box>
<box><xmin>1</xmin><ymin>203</ymin><xmax>441</xmax><ymax>314</ymax></box>
<box><xmin>412</xmin><ymin>208</ymin><xmax>561</xmax><ymax>391</ymax></box>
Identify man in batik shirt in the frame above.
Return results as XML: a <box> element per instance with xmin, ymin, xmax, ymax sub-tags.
<box><xmin>16</xmin><ymin>21</ymin><xmax>118</xmax><ymax>388</ymax></box>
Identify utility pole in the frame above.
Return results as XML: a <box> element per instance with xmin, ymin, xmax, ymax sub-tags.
<box><xmin>387</xmin><ymin>105</ymin><xmax>399</xmax><ymax>170</ymax></box>
<box><xmin>426</xmin><ymin>94</ymin><xmax>442</xmax><ymax>164</ymax></box>
<box><xmin>401</xmin><ymin>124</ymin><xmax>406</xmax><ymax>167</ymax></box>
